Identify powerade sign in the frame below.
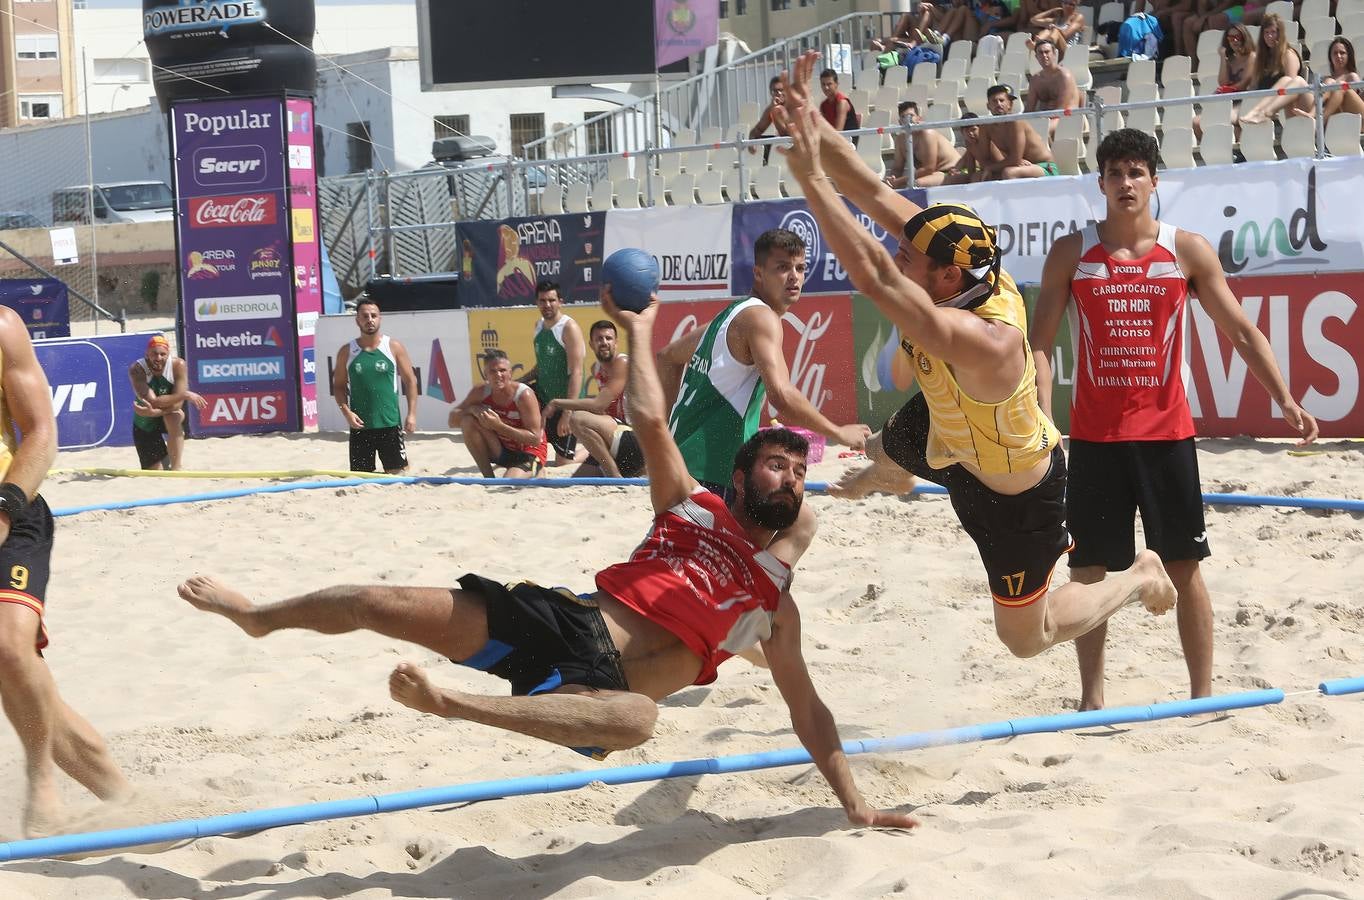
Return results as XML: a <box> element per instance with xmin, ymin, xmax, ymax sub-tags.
<box><xmin>197</xmin><ymin>356</ymin><xmax>285</xmax><ymax>382</ymax></box>
<box><xmin>729</xmin><ymin>190</ymin><xmax>927</xmax><ymax>295</ymax></box>
<box><xmin>33</xmin><ymin>333</ymin><xmax>153</xmax><ymax>450</ymax></box>
<box><xmin>144</xmin><ymin>0</ymin><xmax>315</xmax><ymax>111</ymax></box>
<box><xmin>174</xmin><ymin>96</ymin><xmax>300</xmax><ymax>435</ymax></box>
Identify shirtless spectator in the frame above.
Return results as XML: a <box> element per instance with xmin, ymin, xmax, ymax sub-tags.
<box><xmin>886</xmin><ymin>101</ymin><xmax>961</xmax><ymax>188</ymax></box>
<box><xmin>944</xmin><ymin>113</ymin><xmax>996</xmax><ymax>183</ymax></box>
<box><xmin>982</xmin><ymin>84</ymin><xmax>1058</xmax><ymax>179</ymax></box>
<box><xmin>872</xmin><ymin>2</ymin><xmax>936</xmax><ymax>52</ymax></box>
<box><xmin>1026</xmin><ymin>39</ymin><xmax>1082</xmax><ymax>139</ymax></box>
<box><xmin>748</xmin><ymin>77</ymin><xmax>791</xmax><ymax>164</ymax></box>
<box><xmin>1031</xmin><ymin>0</ymin><xmax>1087</xmax><ymax>54</ymax></box>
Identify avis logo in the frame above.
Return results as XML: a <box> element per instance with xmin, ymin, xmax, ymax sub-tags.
<box><xmin>201</xmin><ymin>391</ymin><xmax>287</xmax><ymax>426</ymax></box>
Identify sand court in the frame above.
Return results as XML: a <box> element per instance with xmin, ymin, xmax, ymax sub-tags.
<box><xmin>1</xmin><ymin>432</ymin><xmax>1361</xmax><ymax>897</ymax></box>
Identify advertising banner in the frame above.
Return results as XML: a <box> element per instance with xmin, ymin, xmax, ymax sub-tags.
<box><xmin>0</xmin><ymin>278</ymin><xmax>70</xmax><ymax>339</ymax></box>
<box><xmin>603</xmin><ymin>205</ymin><xmax>733</xmax><ymax>299</ymax></box>
<box><xmin>465</xmin><ymin>305</ymin><xmax>628</xmax><ymax>388</ymax></box>
<box><xmin>651</xmin><ymin>293</ymin><xmax>859</xmax><ymax>426</ymax></box>
<box><xmin>655</xmin><ymin>0</ymin><xmax>718</xmax><ymax>68</ymax></box>
<box><xmin>1154</xmin><ymin>157</ymin><xmax>1364</xmax><ymax>277</ymax></box>
<box><xmin>287</xmin><ymin>97</ymin><xmax>322</xmax><ymax>429</ymax></box>
<box><xmin>34</xmin><ymin>332</ymin><xmax>158</xmax><ymax>450</ymax></box>
<box><xmin>173</xmin><ymin>96</ymin><xmax>300</xmax><ymax>435</ymax></box>
<box><xmin>924</xmin><ymin>176</ymin><xmax>1104</xmax><ymax>286</ymax></box>
<box><xmin>458</xmin><ymin>212</ymin><xmax>605</xmax><ymax>308</ymax></box>
<box><xmin>730</xmin><ymin>190</ymin><xmax>927</xmax><ymax>296</ymax></box>
<box><xmin>315</xmin><ymin>310</ymin><xmax>474</xmax><ymax>434</ymax></box>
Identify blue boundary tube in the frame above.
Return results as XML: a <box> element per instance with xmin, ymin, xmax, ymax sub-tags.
<box><xmin>1319</xmin><ymin>676</ymin><xmax>1364</xmax><ymax>696</ymax></box>
<box><xmin>0</xmin><ymin>686</ymin><xmax>1305</xmax><ymax>863</ymax></box>
<box><xmin>48</xmin><ymin>476</ymin><xmax>1364</xmax><ymax>518</ymax></box>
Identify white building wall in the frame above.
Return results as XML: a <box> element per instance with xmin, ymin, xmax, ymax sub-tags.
<box><xmin>72</xmin><ymin>3</ymin><xmax>421</xmax><ymax>116</ymax></box>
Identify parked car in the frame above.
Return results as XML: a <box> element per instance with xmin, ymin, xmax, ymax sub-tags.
<box><xmin>0</xmin><ymin>211</ymin><xmax>44</xmax><ymax>230</ymax></box>
<box><xmin>52</xmin><ymin>181</ymin><xmax>174</xmax><ymax>225</ymax></box>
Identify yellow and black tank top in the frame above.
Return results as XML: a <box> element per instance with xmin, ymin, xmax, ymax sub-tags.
<box><xmin>900</xmin><ymin>269</ymin><xmax>1060</xmax><ymax>474</ymax></box>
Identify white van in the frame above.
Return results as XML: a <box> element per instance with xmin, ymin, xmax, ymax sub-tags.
<box><xmin>52</xmin><ymin>182</ymin><xmax>174</xmax><ymax>225</ymax></box>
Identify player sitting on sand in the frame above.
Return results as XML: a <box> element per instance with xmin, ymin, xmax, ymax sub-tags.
<box><xmin>178</xmin><ymin>289</ymin><xmax>917</xmax><ymax>829</ymax></box>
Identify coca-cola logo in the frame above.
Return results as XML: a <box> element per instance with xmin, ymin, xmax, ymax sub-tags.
<box><xmin>189</xmin><ymin>194</ymin><xmax>277</xmax><ymax>228</ymax></box>
<box><xmin>776</xmin><ymin>309</ymin><xmax>832</xmax><ymax>415</ymax></box>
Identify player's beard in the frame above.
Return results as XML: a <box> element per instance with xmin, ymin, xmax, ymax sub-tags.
<box><xmin>741</xmin><ymin>470</ymin><xmax>802</xmax><ymax>531</ymax></box>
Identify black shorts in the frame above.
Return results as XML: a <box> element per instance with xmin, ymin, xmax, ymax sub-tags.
<box><xmin>0</xmin><ymin>494</ymin><xmax>54</xmax><ymax>652</ymax></box>
<box><xmin>882</xmin><ymin>393</ymin><xmax>1073</xmax><ymax>607</ymax></box>
<box><xmin>133</xmin><ymin>422</ymin><xmax>169</xmax><ymax>469</ymax></box>
<box><xmin>585</xmin><ymin>425</ymin><xmax>645</xmax><ymax>477</ymax></box>
<box><xmin>493</xmin><ymin>447</ymin><xmax>543</xmax><ymax>476</ymax></box>
<box><xmin>543</xmin><ymin>407</ymin><xmax>578</xmax><ymax>458</ymax></box>
<box><xmin>455</xmin><ymin>573</ymin><xmax>628</xmax><ymax>697</ymax></box>
<box><xmin>349</xmin><ymin>426</ymin><xmax>408</xmax><ymax>473</ymax></box>
<box><xmin>1067</xmin><ymin>438</ymin><xmax>1210</xmax><ymax>570</ymax></box>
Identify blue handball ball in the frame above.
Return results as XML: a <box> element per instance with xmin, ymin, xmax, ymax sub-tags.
<box><xmin>602</xmin><ymin>248</ymin><xmax>660</xmax><ymax>312</ymax></box>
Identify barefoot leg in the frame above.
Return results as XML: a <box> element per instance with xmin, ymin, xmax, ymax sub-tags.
<box><xmin>826</xmin><ymin>432</ymin><xmax>918</xmax><ymax>499</ymax></box>
<box><xmin>177</xmin><ymin>576</ymin><xmax>492</xmax><ymax>661</ymax></box>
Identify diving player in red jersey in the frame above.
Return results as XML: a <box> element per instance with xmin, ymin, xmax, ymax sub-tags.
<box><xmin>1031</xmin><ymin>128</ymin><xmax>1318</xmax><ymax>711</ymax></box>
<box><xmin>178</xmin><ymin>290</ymin><xmax>918</xmax><ymax>830</ymax></box>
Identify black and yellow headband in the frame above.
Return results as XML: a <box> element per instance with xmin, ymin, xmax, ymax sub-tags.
<box><xmin>902</xmin><ymin>202</ymin><xmax>1002</xmax><ymax>310</ymax></box>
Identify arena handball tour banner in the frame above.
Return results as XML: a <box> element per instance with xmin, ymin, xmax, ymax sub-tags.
<box><xmin>458</xmin><ymin>212</ymin><xmax>605</xmax><ymax>308</ymax></box>
<box><xmin>730</xmin><ymin>189</ymin><xmax>927</xmax><ymax>296</ymax></box>
<box><xmin>173</xmin><ymin>96</ymin><xmax>301</xmax><ymax>435</ymax></box>
<box><xmin>144</xmin><ymin>0</ymin><xmax>316</xmax><ymax>112</ymax></box>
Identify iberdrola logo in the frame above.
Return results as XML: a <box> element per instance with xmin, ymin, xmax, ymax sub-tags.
<box><xmin>197</xmin><ymin>300</ymin><xmax>219</xmax><ymax>317</ymax></box>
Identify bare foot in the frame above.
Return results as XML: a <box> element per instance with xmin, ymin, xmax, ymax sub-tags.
<box><xmin>24</xmin><ymin>777</ymin><xmax>67</xmax><ymax>839</ymax></box>
<box><xmin>1287</xmin><ymin>106</ymin><xmax>1316</xmax><ymax>119</ymax></box>
<box><xmin>176</xmin><ymin>575</ymin><xmax>268</xmax><ymax>637</ymax></box>
<box><xmin>1130</xmin><ymin>550</ymin><xmax>1177</xmax><ymax>615</ymax></box>
<box><xmin>827</xmin><ymin>461</ymin><xmax>916</xmax><ymax>500</ymax></box>
<box><xmin>1077</xmin><ymin>698</ymin><xmax>1104</xmax><ymax>712</ymax></box>
<box><xmin>390</xmin><ymin>663</ymin><xmax>447</xmax><ymax>716</ymax></box>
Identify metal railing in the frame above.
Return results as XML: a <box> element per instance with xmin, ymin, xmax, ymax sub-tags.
<box><xmin>318</xmin><ymin>78</ymin><xmax>1362</xmax><ymax>294</ymax></box>
<box><xmin>521</xmin><ymin>12</ymin><xmax>902</xmax><ymax>162</ymax></box>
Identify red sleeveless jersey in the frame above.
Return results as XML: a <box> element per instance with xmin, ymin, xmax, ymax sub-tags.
<box><xmin>1068</xmin><ymin>222</ymin><xmax>1195</xmax><ymax>442</ymax></box>
<box><xmin>483</xmin><ymin>383</ymin><xmax>547</xmax><ymax>463</ymax></box>
<box><xmin>591</xmin><ymin>355</ymin><xmax>628</xmax><ymax>424</ymax></box>
<box><xmin>595</xmin><ymin>488</ymin><xmax>792</xmax><ymax>685</ymax></box>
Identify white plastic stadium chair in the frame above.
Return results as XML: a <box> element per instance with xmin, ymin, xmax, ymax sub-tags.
<box><xmin>646</xmin><ymin>174</ymin><xmax>667</xmax><ymax>207</ymax></box>
<box><xmin>1053</xmin><ymin>138</ymin><xmax>1083</xmax><ymax>175</ymax></box>
<box><xmin>1199</xmin><ymin>123</ymin><xmax>1235</xmax><ymax>165</ymax></box>
<box><xmin>615</xmin><ymin>177</ymin><xmax>642</xmax><ymax>209</ymax></box>
<box><xmin>666</xmin><ymin>173</ymin><xmax>696</xmax><ymax>207</ymax></box>
<box><xmin>591</xmin><ymin>178</ymin><xmax>615</xmax><ymax>210</ymax></box>
<box><xmin>1239</xmin><ymin>120</ymin><xmax>1278</xmax><ymax>162</ymax></box>
<box><xmin>1160</xmin><ymin>127</ymin><xmax>1197</xmax><ymax>169</ymax></box>
<box><xmin>1160</xmin><ymin>55</ymin><xmax>1193</xmax><ymax>86</ymax></box>
<box><xmin>541</xmin><ymin>180</ymin><xmax>564</xmax><ymax>215</ymax></box>
<box><xmin>563</xmin><ymin>181</ymin><xmax>590</xmax><ymax>214</ymax></box>
<box><xmin>883</xmin><ymin>64</ymin><xmax>909</xmax><ymax>88</ymax></box>
<box><xmin>1326</xmin><ymin>112</ymin><xmax>1363</xmax><ymax>156</ymax></box>
<box><xmin>858</xmin><ymin>138</ymin><xmax>886</xmax><ymax>177</ymax></box>
<box><xmin>695</xmin><ymin>170</ymin><xmax>725</xmax><ymax>205</ymax></box>
<box><xmin>1280</xmin><ymin>115</ymin><xmax>1318</xmax><ymax>159</ymax></box>
<box><xmin>607</xmin><ymin>156</ymin><xmax>632</xmax><ymax>182</ymax></box>
<box><xmin>752</xmin><ymin>165</ymin><xmax>784</xmax><ymax>200</ymax></box>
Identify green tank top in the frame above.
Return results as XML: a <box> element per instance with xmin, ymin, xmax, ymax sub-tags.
<box><xmin>533</xmin><ymin>316</ymin><xmax>571</xmax><ymax>402</ymax></box>
<box><xmin>667</xmin><ymin>297</ymin><xmax>768</xmax><ymax>485</ymax></box>
<box><xmin>347</xmin><ymin>336</ymin><xmax>401</xmax><ymax>430</ymax></box>
<box><xmin>133</xmin><ymin>359</ymin><xmax>176</xmax><ymax>432</ymax></box>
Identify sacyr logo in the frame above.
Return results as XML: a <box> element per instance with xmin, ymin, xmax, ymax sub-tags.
<box><xmin>32</xmin><ymin>340</ymin><xmax>116</xmax><ymax>450</ymax></box>
<box><xmin>778</xmin><ymin>209</ymin><xmax>821</xmax><ymax>272</ymax></box>
<box><xmin>193</xmin><ymin>145</ymin><xmax>268</xmax><ymax>188</ymax></box>
<box><xmin>1217</xmin><ymin>167</ymin><xmax>1328</xmax><ymax>275</ymax></box>
<box><xmin>301</xmin><ymin>348</ymin><xmax>316</xmax><ymax>385</ymax></box>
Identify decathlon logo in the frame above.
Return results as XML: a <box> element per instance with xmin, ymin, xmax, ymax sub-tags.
<box><xmin>197</xmin><ymin>356</ymin><xmax>285</xmax><ymax>383</ymax></box>
<box><xmin>193</xmin><ymin>146</ymin><xmax>267</xmax><ymax>188</ymax></box>
<box><xmin>778</xmin><ymin>209</ymin><xmax>821</xmax><ymax>272</ymax></box>
<box><xmin>146</xmin><ymin>2</ymin><xmax>266</xmax><ymax>38</ymax></box>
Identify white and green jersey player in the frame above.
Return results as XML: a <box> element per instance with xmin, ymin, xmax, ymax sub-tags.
<box><xmin>667</xmin><ymin>297</ymin><xmax>768</xmax><ymax>489</ymax></box>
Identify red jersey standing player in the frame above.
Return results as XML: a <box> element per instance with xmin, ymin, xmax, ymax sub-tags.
<box><xmin>1031</xmin><ymin>129</ymin><xmax>1318</xmax><ymax>711</ymax></box>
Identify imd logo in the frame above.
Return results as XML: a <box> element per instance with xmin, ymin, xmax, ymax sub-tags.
<box><xmin>779</xmin><ymin>209</ymin><xmax>821</xmax><ymax>272</ymax></box>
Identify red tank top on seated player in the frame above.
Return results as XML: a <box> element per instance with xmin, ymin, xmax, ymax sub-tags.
<box><xmin>1068</xmin><ymin>221</ymin><xmax>1195</xmax><ymax>442</ymax></box>
<box><xmin>482</xmin><ymin>382</ymin><xmax>547</xmax><ymax>463</ymax></box>
<box><xmin>592</xmin><ymin>355</ymin><xmax>628</xmax><ymax>424</ymax></box>
<box><xmin>596</xmin><ymin>487</ymin><xmax>792</xmax><ymax>685</ymax></box>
